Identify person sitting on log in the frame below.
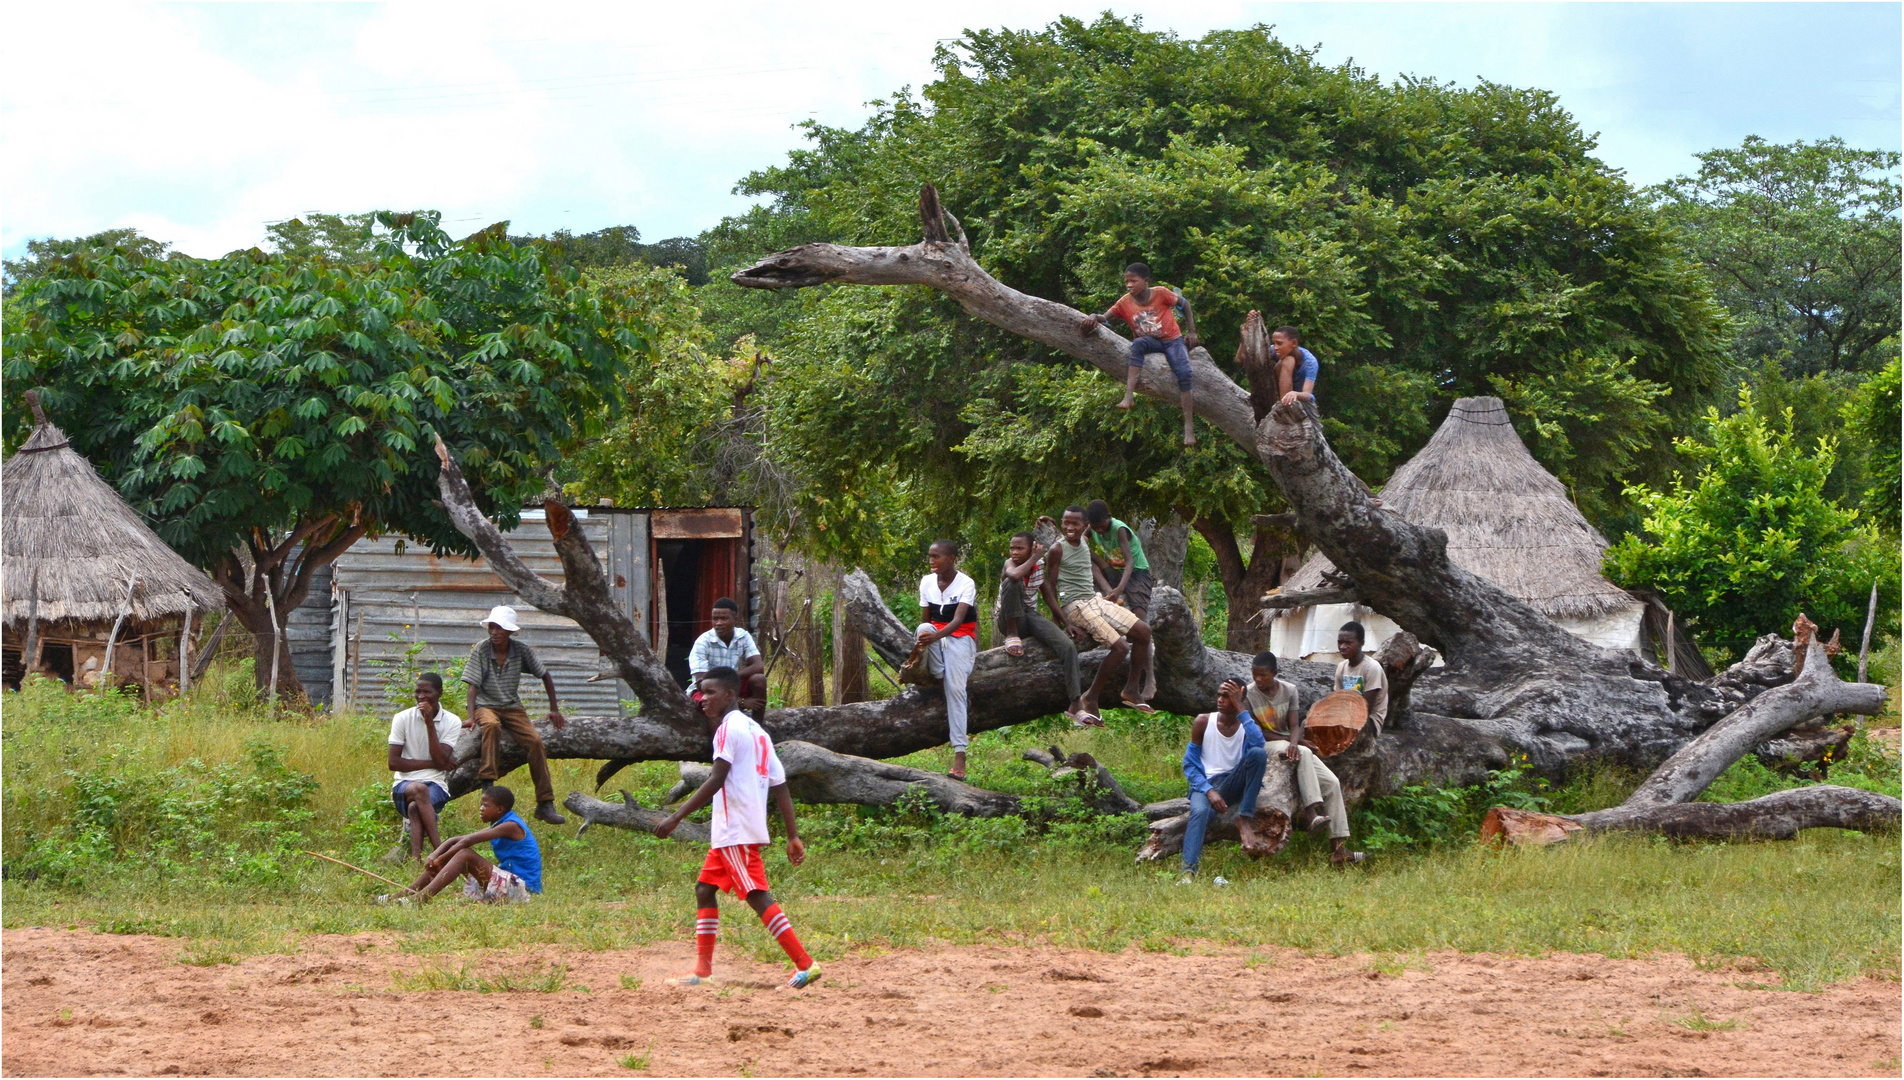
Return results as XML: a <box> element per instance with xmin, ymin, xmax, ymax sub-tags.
<box><xmin>1181</xmin><ymin>678</ymin><xmax>1272</xmax><ymax>881</ymax></box>
<box><xmin>1336</xmin><ymin>621</ymin><xmax>1389</xmax><ymax>738</ymax></box>
<box><xmin>1229</xmin><ymin>653</ymin><xmax>1363</xmax><ymax>867</ymax></box>
<box><xmin>387</xmin><ymin>673</ymin><xmax>461</xmax><ymax>863</ymax></box>
<box><xmin>383</xmin><ymin>784</ymin><xmax>541</xmax><ymax>904</ymax></box>
<box><xmin>995</xmin><ymin>531</ymin><xmax>1092</xmax><ymax>727</ymax></box>
<box><xmin>1044</xmin><ymin>506</ymin><xmax>1157</xmax><ymax>714</ymax></box>
<box><xmin>1078</xmin><ymin>262</ymin><xmax>1201</xmax><ymax>446</ymax></box>
<box><xmin>1272</xmin><ymin>325</ymin><xmax>1319</xmax><ymax>407</ymax></box>
<box><xmin>688</xmin><ymin>597</ymin><xmax>766</xmax><ymax>720</ymax></box>
<box><xmin>916</xmin><ymin>540</ymin><xmax>979</xmax><ymax>781</ymax></box>
<box><xmin>1083</xmin><ymin>499</ymin><xmax>1153</xmax><ymax>619</ymax></box>
<box><xmin>461</xmin><ymin>605</ymin><xmax>567</xmax><ymax>825</ymax></box>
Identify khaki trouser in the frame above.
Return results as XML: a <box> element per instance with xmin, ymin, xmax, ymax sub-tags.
<box><xmin>1266</xmin><ymin>739</ymin><xmax>1350</xmax><ymax>839</ymax></box>
<box><xmin>473</xmin><ymin>705</ymin><xmax>554</xmax><ymax>806</ymax></box>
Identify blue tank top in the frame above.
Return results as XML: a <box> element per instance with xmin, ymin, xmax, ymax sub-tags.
<box><xmin>489</xmin><ymin>810</ymin><xmax>542</xmax><ymax>893</ymax></box>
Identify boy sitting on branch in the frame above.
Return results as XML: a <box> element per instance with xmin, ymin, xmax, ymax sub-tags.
<box><xmin>1079</xmin><ymin>262</ymin><xmax>1201</xmax><ymax>446</ymax></box>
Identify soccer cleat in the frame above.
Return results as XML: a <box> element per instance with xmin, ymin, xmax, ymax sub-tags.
<box><xmin>669</xmin><ymin>973</ymin><xmax>708</xmax><ymax>986</ymax></box>
<box><xmin>787</xmin><ymin>965</ymin><xmax>822</xmax><ymax>990</ymax></box>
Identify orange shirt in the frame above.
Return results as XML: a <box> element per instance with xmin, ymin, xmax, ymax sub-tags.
<box><xmin>1109</xmin><ymin>287</ymin><xmax>1181</xmax><ymax>340</ymax></box>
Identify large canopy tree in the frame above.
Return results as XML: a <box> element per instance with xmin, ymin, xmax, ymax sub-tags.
<box><xmin>707</xmin><ymin>15</ymin><xmax>1732</xmax><ymax>615</ymax></box>
<box><xmin>2</xmin><ymin>212</ymin><xmax>665</xmax><ymax>695</ymax></box>
<box><xmin>1653</xmin><ymin>136</ymin><xmax>1902</xmax><ymax>379</ymax></box>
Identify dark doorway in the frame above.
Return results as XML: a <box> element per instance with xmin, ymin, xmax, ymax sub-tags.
<box><xmin>653</xmin><ymin>535</ymin><xmax>747</xmax><ymax>688</ymax></box>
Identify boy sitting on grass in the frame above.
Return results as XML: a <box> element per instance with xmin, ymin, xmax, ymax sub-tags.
<box><xmin>1227</xmin><ymin>653</ymin><xmax>1363</xmax><ymax>867</ymax></box>
<box><xmin>387</xmin><ymin>784</ymin><xmax>542</xmax><ymax>904</ymax></box>
<box><xmin>1079</xmin><ymin>262</ymin><xmax>1201</xmax><ymax>446</ymax></box>
<box><xmin>387</xmin><ymin>673</ymin><xmax>461</xmax><ymax>862</ymax></box>
<box><xmin>656</xmin><ymin>667</ymin><xmax>820</xmax><ymax>989</ymax></box>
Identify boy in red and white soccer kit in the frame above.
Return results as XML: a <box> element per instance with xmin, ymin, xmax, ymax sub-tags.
<box><xmin>656</xmin><ymin>666</ymin><xmax>819</xmax><ymax>989</ymax></box>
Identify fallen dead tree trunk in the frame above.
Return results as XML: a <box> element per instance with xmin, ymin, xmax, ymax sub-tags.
<box><xmin>1484</xmin><ymin>616</ymin><xmax>1896</xmax><ymax>844</ymax></box>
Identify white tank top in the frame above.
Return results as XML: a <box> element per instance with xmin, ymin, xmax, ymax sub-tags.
<box><xmin>1199</xmin><ymin>713</ymin><xmax>1247</xmax><ymax>777</ymax></box>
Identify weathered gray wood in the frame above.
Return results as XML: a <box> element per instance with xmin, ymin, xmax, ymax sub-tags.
<box><xmin>178</xmin><ymin>604</ymin><xmax>193</xmax><ymax>693</ymax></box>
<box><xmin>1568</xmin><ymin>786</ymin><xmax>1898</xmax><ymax>841</ymax></box>
<box><xmin>99</xmin><ymin>577</ymin><xmax>137</xmax><ymax>686</ymax></box>
<box><xmin>20</xmin><ymin>568</ymin><xmax>41</xmax><ymax>679</ymax></box>
<box><xmin>264</xmin><ymin>584</ymin><xmax>282</xmax><ymax>706</ymax></box>
<box><xmin>1261</xmin><ymin>585</ymin><xmax>1359</xmax><ymax>611</ymax></box>
<box><xmin>1859</xmin><ymin>581</ymin><xmax>1879</xmax><ymax>683</ymax></box>
<box><xmin>188</xmin><ymin>614</ymin><xmax>229</xmax><ymax>684</ymax></box>
<box><xmin>1582</xmin><ymin>618</ymin><xmax>1886</xmax><ymax>816</ymax></box>
<box><xmin>565</xmin><ymin>790</ymin><xmax>709</xmax><ymax>844</ymax></box>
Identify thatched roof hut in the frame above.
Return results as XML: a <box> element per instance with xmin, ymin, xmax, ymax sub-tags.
<box><xmin>1269</xmin><ymin>396</ymin><xmax>1648</xmax><ymax>661</ymax></box>
<box><xmin>3</xmin><ymin>394</ymin><xmax>221</xmax><ymax>687</ymax></box>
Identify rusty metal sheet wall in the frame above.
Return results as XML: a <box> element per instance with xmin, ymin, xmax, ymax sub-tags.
<box><xmin>326</xmin><ymin>512</ymin><xmax>647</xmax><ymax>718</ymax></box>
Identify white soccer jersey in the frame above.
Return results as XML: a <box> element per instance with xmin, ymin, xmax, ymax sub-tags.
<box><xmin>710</xmin><ymin>710</ymin><xmax>787</xmax><ymax>848</ymax></box>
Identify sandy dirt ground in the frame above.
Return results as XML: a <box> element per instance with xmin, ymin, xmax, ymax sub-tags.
<box><xmin>3</xmin><ymin>927</ymin><xmax>1897</xmax><ymax>1077</ymax></box>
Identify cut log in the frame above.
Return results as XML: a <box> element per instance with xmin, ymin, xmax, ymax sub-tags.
<box><xmin>1486</xmin><ymin>787</ymin><xmax>1899</xmax><ymax>843</ymax></box>
<box><xmin>1136</xmin><ymin>759</ymin><xmax>1300</xmax><ymax>863</ymax></box>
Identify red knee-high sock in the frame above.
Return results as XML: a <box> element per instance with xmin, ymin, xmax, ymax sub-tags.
<box><xmin>759</xmin><ymin>903</ymin><xmax>811</xmax><ymax>970</ymax></box>
<box><xmin>694</xmin><ymin>907</ymin><xmax>719</xmax><ymax>977</ymax></box>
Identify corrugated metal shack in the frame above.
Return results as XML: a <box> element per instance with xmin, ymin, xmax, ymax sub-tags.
<box><xmin>289</xmin><ymin>507</ymin><xmax>756</xmax><ymax>715</ymax></box>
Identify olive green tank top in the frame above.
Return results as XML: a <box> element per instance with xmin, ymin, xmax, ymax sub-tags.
<box><xmin>1054</xmin><ymin>536</ymin><xmax>1098</xmax><ymax>609</ymax></box>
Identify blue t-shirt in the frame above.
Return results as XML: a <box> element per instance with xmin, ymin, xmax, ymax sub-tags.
<box><xmin>1292</xmin><ymin>347</ymin><xmax>1319</xmax><ymax>394</ymax></box>
<box><xmin>489</xmin><ymin>810</ymin><xmax>542</xmax><ymax>893</ymax></box>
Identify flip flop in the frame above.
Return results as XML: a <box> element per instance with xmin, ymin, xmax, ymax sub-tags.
<box><xmin>947</xmin><ymin>770</ymin><xmax>967</xmax><ymax>783</ymax></box>
<box><xmin>1005</xmin><ymin>636</ymin><xmax>1024</xmax><ymax>657</ymax></box>
<box><xmin>1119</xmin><ymin>696</ymin><xmax>1156</xmax><ymax>713</ymax></box>
<box><xmin>1069</xmin><ymin>712</ymin><xmax>1104</xmax><ymax>728</ymax></box>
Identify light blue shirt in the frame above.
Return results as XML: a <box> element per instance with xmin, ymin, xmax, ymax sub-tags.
<box><xmin>1292</xmin><ymin>346</ymin><xmax>1319</xmax><ymax>393</ymax></box>
<box><xmin>688</xmin><ymin>626</ymin><xmax>759</xmax><ymax>677</ymax></box>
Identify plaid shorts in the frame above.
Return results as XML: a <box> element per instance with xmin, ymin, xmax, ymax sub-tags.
<box><xmin>463</xmin><ymin>866</ymin><xmax>534</xmax><ymax>903</ymax></box>
<box><xmin>1062</xmin><ymin>595</ymin><xmax>1140</xmax><ymax>648</ymax></box>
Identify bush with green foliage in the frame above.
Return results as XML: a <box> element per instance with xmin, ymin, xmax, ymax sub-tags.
<box><xmin>1605</xmin><ymin>389</ymin><xmax>1898</xmax><ymax>661</ymax></box>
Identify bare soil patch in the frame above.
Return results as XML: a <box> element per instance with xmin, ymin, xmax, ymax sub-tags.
<box><xmin>3</xmin><ymin>927</ymin><xmax>1897</xmax><ymax>1077</ymax></box>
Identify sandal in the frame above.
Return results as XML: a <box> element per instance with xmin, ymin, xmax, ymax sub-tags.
<box><xmin>1005</xmin><ymin>636</ymin><xmax>1024</xmax><ymax>657</ymax></box>
<box><xmin>1119</xmin><ymin>696</ymin><xmax>1156</xmax><ymax>714</ymax></box>
<box><xmin>947</xmin><ymin>770</ymin><xmax>967</xmax><ymax>783</ymax></box>
<box><xmin>1330</xmin><ymin>850</ymin><xmax>1367</xmax><ymax>868</ymax></box>
<box><xmin>1069</xmin><ymin>711</ymin><xmax>1104</xmax><ymax>728</ymax></box>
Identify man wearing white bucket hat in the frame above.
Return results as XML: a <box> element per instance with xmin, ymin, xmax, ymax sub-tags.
<box><xmin>461</xmin><ymin>605</ymin><xmax>568</xmax><ymax>825</ymax></box>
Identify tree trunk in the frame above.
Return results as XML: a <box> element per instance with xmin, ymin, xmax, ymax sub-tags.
<box><xmin>831</xmin><ymin>575</ymin><xmax>869</xmax><ymax>705</ymax></box>
<box><xmin>1183</xmin><ymin>512</ymin><xmax>1285</xmax><ymax>653</ymax></box>
<box><xmin>1136</xmin><ymin>516</ymin><xmax>1190</xmax><ymax>591</ymax></box>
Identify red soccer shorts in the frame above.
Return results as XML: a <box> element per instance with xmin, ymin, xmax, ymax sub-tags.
<box><xmin>698</xmin><ymin>844</ymin><xmax>770</xmax><ymax>899</ymax></box>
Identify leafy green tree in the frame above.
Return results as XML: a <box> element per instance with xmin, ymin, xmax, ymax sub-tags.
<box><xmin>1654</xmin><ymin>136</ymin><xmax>1901</xmax><ymax>378</ymax></box>
<box><xmin>514</xmin><ymin>224</ymin><xmax>711</xmax><ymax>286</ymax></box>
<box><xmin>3</xmin><ymin>212</ymin><xmax>658</xmax><ymax>695</ymax></box>
<box><xmin>3</xmin><ymin>229</ymin><xmax>171</xmax><ymax>297</ymax></box>
<box><xmin>1604</xmin><ymin>390</ymin><xmax>1897</xmax><ymax>662</ymax></box>
<box><xmin>704</xmin><ymin>16</ymin><xmax>1731</xmax><ymax>631</ymax></box>
<box><xmin>1840</xmin><ymin>356</ymin><xmax>1901</xmax><ymax>537</ymax></box>
<box><xmin>264</xmin><ymin>213</ymin><xmax>379</xmax><ymax>264</ymax></box>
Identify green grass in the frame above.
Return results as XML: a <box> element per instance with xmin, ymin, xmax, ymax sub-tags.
<box><xmin>4</xmin><ymin>667</ymin><xmax>1900</xmax><ymax>993</ymax></box>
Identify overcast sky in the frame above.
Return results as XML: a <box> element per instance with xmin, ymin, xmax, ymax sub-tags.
<box><xmin>4</xmin><ymin>2</ymin><xmax>1898</xmax><ymax>259</ymax></box>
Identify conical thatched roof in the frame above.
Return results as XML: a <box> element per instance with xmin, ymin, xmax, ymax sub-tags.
<box><xmin>3</xmin><ymin>396</ymin><xmax>222</xmax><ymax>627</ymax></box>
<box><xmin>1283</xmin><ymin>396</ymin><xmax>1636</xmax><ymax>621</ymax></box>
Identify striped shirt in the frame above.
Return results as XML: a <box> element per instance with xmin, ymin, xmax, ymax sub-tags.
<box><xmin>688</xmin><ymin>626</ymin><xmax>760</xmax><ymax>677</ymax></box>
<box><xmin>461</xmin><ymin>639</ymin><xmax>548</xmax><ymax>709</ymax></box>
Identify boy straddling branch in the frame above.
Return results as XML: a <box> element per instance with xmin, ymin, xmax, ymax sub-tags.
<box><xmin>1079</xmin><ymin>262</ymin><xmax>1201</xmax><ymax>446</ymax></box>
<box><xmin>386</xmin><ymin>784</ymin><xmax>541</xmax><ymax>903</ymax></box>
<box><xmin>387</xmin><ymin>673</ymin><xmax>462</xmax><ymax>862</ymax></box>
<box><xmin>1272</xmin><ymin>325</ymin><xmax>1319</xmax><ymax>406</ymax></box>
<box><xmin>995</xmin><ymin>531</ymin><xmax>1089</xmax><ymax>726</ymax></box>
<box><xmin>657</xmin><ymin>667</ymin><xmax>820</xmax><ymax>990</ymax></box>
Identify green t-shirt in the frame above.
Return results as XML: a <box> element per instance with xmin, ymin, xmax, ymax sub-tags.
<box><xmin>1088</xmin><ymin>518</ymin><xmax>1149</xmax><ymax>573</ymax></box>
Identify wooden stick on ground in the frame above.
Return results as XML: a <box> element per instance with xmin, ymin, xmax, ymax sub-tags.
<box><xmin>1858</xmin><ymin>581</ymin><xmax>1879</xmax><ymax>683</ymax></box>
<box><xmin>300</xmin><ymin>850</ymin><xmax>409</xmax><ymax>890</ymax></box>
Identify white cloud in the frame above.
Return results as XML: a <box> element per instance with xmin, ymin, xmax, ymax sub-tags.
<box><xmin>3</xmin><ymin>2</ymin><xmax>1896</xmax><ymax>258</ymax></box>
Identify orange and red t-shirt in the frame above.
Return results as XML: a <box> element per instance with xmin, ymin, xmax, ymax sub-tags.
<box><xmin>1110</xmin><ymin>287</ymin><xmax>1182</xmax><ymax>341</ymax></box>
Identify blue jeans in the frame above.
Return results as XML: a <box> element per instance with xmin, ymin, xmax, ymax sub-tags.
<box><xmin>1182</xmin><ymin>745</ymin><xmax>1268</xmax><ymax>873</ymax></box>
<box><xmin>392</xmin><ymin>780</ymin><xmax>449</xmax><ymax>817</ymax></box>
<box><xmin>1129</xmin><ymin>335</ymin><xmax>1193</xmax><ymax>391</ymax></box>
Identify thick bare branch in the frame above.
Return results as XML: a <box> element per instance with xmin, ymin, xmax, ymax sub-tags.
<box><xmin>1261</xmin><ymin>585</ymin><xmax>1360</xmax><ymax>611</ymax></box>
<box><xmin>432</xmin><ymin>436</ymin><xmax>567</xmax><ymax>613</ymax></box>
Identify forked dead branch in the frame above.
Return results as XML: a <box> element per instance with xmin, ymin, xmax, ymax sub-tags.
<box><xmin>423</xmin><ymin>183</ymin><xmax>1893</xmax><ymax>849</ymax></box>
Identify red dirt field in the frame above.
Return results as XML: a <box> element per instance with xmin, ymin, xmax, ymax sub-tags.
<box><xmin>2</xmin><ymin>927</ymin><xmax>1897</xmax><ymax>1077</ymax></box>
